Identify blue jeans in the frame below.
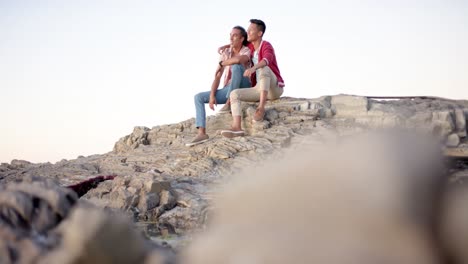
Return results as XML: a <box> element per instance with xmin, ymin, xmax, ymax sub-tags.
<box><xmin>194</xmin><ymin>64</ymin><xmax>251</xmax><ymax>128</ymax></box>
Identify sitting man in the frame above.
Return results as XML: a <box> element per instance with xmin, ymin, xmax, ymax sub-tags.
<box><xmin>221</xmin><ymin>19</ymin><xmax>285</xmax><ymax>138</ymax></box>
<box><xmin>186</xmin><ymin>26</ymin><xmax>252</xmax><ymax>147</ymax></box>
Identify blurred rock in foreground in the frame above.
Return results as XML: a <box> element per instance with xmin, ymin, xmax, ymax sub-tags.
<box><xmin>0</xmin><ymin>176</ymin><xmax>174</xmax><ymax>264</ymax></box>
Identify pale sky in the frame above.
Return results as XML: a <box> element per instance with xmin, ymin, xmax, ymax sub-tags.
<box><xmin>1</xmin><ymin>0</ymin><xmax>467</xmax><ymax>163</ymax></box>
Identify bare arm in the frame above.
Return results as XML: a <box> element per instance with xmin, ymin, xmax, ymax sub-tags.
<box><xmin>220</xmin><ymin>55</ymin><xmax>250</xmax><ymax>67</ymax></box>
<box><xmin>211</xmin><ymin>66</ymin><xmax>223</xmax><ymax>95</ymax></box>
<box><xmin>217</xmin><ymin>44</ymin><xmax>230</xmax><ymax>54</ymax></box>
<box><xmin>209</xmin><ymin>66</ymin><xmax>224</xmax><ymax>110</ymax></box>
<box><xmin>252</xmin><ymin>59</ymin><xmax>268</xmax><ymax>70</ymax></box>
<box><xmin>243</xmin><ymin>59</ymin><xmax>267</xmax><ymax>78</ymax></box>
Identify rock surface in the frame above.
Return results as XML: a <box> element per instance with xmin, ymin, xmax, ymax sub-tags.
<box><xmin>1</xmin><ymin>95</ymin><xmax>468</xmax><ymax>263</ymax></box>
<box><xmin>2</xmin><ymin>96</ymin><xmax>468</xmax><ymax>231</ymax></box>
<box><xmin>0</xmin><ymin>176</ymin><xmax>174</xmax><ymax>264</ymax></box>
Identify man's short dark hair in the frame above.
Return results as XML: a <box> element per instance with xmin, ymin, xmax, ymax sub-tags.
<box><xmin>250</xmin><ymin>19</ymin><xmax>266</xmax><ymax>35</ymax></box>
<box><xmin>233</xmin><ymin>25</ymin><xmax>249</xmax><ymax>46</ymax></box>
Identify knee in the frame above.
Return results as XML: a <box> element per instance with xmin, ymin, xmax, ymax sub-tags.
<box><xmin>194</xmin><ymin>92</ymin><xmax>204</xmax><ymax>103</ymax></box>
<box><xmin>230</xmin><ymin>90</ymin><xmax>240</xmax><ymax>102</ymax></box>
<box><xmin>257</xmin><ymin>66</ymin><xmax>271</xmax><ymax>79</ymax></box>
<box><xmin>230</xmin><ymin>64</ymin><xmax>244</xmax><ymax>74</ymax></box>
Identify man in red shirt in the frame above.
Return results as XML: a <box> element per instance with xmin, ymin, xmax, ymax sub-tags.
<box><xmin>221</xmin><ymin>19</ymin><xmax>285</xmax><ymax>138</ymax></box>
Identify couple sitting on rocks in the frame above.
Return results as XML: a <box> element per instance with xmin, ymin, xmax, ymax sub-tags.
<box><xmin>186</xmin><ymin>19</ymin><xmax>285</xmax><ymax>147</ymax></box>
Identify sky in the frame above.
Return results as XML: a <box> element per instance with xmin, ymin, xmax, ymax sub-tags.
<box><xmin>1</xmin><ymin>0</ymin><xmax>467</xmax><ymax>163</ymax></box>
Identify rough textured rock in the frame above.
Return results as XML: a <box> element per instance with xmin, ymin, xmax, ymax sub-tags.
<box><xmin>1</xmin><ymin>95</ymin><xmax>468</xmax><ymax>258</ymax></box>
<box><xmin>0</xmin><ymin>177</ymin><xmax>174</xmax><ymax>264</ymax></box>
<box><xmin>331</xmin><ymin>94</ymin><xmax>369</xmax><ymax>116</ymax></box>
<box><xmin>3</xmin><ymin>97</ymin><xmax>468</xmax><ymax>224</ymax></box>
<box><xmin>40</xmin><ymin>204</ymin><xmax>174</xmax><ymax>264</ymax></box>
<box><xmin>0</xmin><ymin>176</ymin><xmax>77</xmax><ymax>238</ymax></box>
<box><xmin>113</xmin><ymin>126</ymin><xmax>150</xmax><ymax>153</ymax></box>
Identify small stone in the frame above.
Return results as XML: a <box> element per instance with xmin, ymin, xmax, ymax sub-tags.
<box><xmin>160</xmin><ymin>228</ymin><xmax>169</xmax><ymax>238</ymax></box>
<box><xmin>265</xmin><ymin>109</ymin><xmax>279</xmax><ymax>121</ymax></box>
<box><xmin>129</xmin><ymin>178</ymin><xmax>143</xmax><ymax>190</ymax></box>
<box><xmin>159</xmin><ymin>190</ymin><xmax>176</xmax><ymax>209</ymax></box>
<box><xmin>127</xmin><ymin>187</ymin><xmax>139</xmax><ymax>195</ymax></box>
<box><xmin>144</xmin><ymin>181</ymin><xmax>171</xmax><ymax>194</ymax></box>
<box><xmin>299</xmin><ymin>101</ymin><xmax>310</xmax><ymax>111</ymax></box>
<box><xmin>177</xmin><ymin>200</ymin><xmax>190</xmax><ymax>208</ymax></box>
<box><xmin>138</xmin><ymin>193</ymin><xmax>159</xmax><ymax>212</ymax></box>
<box><xmin>446</xmin><ymin>133</ymin><xmax>460</xmax><ymax>148</ymax></box>
<box><xmin>454</xmin><ymin>109</ymin><xmax>467</xmax><ymax>138</ymax></box>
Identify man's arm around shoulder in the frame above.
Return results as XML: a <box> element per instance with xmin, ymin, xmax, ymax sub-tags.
<box><xmin>220</xmin><ymin>54</ymin><xmax>249</xmax><ymax>67</ymax></box>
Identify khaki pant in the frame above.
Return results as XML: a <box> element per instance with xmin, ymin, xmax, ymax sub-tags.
<box><xmin>230</xmin><ymin>66</ymin><xmax>283</xmax><ymax>116</ymax></box>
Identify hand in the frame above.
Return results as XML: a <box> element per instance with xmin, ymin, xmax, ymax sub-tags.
<box><xmin>244</xmin><ymin>67</ymin><xmax>256</xmax><ymax>78</ymax></box>
<box><xmin>209</xmin><ymin>95</ymin><xmax>217</xmax><ymax>111</ymax></box>
<box><xmin>217</xmin><ymin>44</ymin><xmax>230</xmax><ymax>54</ymax></box>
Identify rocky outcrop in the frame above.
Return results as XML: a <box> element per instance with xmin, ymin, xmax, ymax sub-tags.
<box><xmin>1</xmin><ymin>95</ymin><xmax>468</xmax><ymax>263</ymax></box>
<box><xmin>113</xmin><ymin>95</ymin><xmax>468</xmax><ymax>153</ymax></box>
<box><xmin>1</xmin><ymin>95</ymin><xmax>468</xmax><ymax>248</ymax></box>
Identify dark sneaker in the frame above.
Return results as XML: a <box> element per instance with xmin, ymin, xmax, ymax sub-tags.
<box><xmin>185</xmin><ymin>134</ymin><xmax>209</xmax><ymax>147</ymax></box>
<box><xmin>221</xmin><ymin>130</ymin><xmax>245</xmax><ymax>138</ymax></box>
<box><xmin>218</xmin><ymin>103</ymin><xmax>231</xmax><ymax>114</ymax></box>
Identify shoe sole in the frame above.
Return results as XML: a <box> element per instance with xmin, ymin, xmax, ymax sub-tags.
<box><xmin>185</xmin><ymin>138</ymin><xmax>209</xmax><ymax>147</ymax></box>
<box><xmin>221</xmin><ymin>130</ymin><xmax>245</xmax><ymax>138</ymax></box>
<box><xmin>220</xmin><ymin>129</ymin><xmax>245</xmax><ymax>134</ymax></box>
